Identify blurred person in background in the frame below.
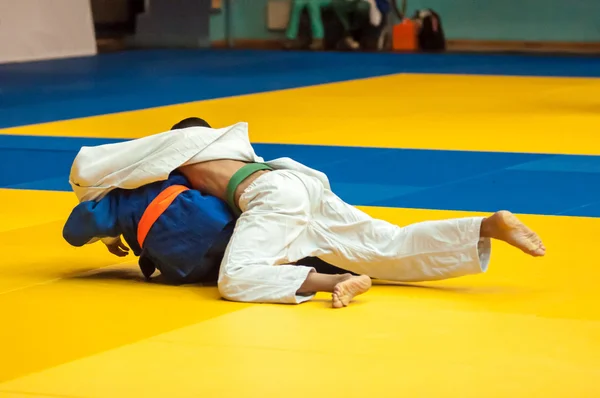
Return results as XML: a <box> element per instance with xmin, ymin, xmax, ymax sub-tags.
<box><xmin>284</xmin><ymin>0</ymin><xmax>328</xmax><ymax>50</ymax></box>
<box><xmin>332</xmin><ymin>0</ymin><xmax>405</xmax><ymax>50</ymax></box>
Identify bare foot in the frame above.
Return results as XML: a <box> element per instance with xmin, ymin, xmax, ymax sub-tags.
<box><xmin>482</xmin><ymin>211</ymin><xmax>546</xmax><ymax>256</ymax></box>
<box><xmin>332</xmin><ymin>275</ymin><xmax>372</xmax><ymax>308</ymax></box>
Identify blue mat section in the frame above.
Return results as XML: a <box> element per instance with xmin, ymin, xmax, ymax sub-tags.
<box><xmin>2</xmin><ymin>134</ymin><xmax>600</xmax><ymax>218</ymax></box>
<box><xmin>1</xmin><ymin>50</ymin><xmax>600</xmax><ymax>129</ymax></box>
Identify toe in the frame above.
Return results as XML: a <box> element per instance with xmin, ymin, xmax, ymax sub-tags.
<box><xmin>332</xmin><ymin>293</ymin><xmax>343</xmax><ymax>308</ymax></box>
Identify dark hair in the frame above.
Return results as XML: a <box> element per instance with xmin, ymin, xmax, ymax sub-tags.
<box><xmin>170</xmin><ymin>117</ymin><xmax>211</xmax><ymax>130</ymax></box>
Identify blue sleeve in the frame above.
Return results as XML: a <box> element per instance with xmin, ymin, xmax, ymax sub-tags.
<box><xmin>138</xmin><ymin>255</ymin><xmax>157</xmax><ymax>280</ymax></box>
<box><xmin>62</xmin><ymin>193</ymin><xmax>122</xmax><ymax>247</ymax></box>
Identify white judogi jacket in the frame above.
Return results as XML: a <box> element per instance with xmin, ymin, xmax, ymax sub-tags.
<box><xmin>69</xmin><ymin>122</ymin><xmax>331</xmax><ymax>202</ymax></box>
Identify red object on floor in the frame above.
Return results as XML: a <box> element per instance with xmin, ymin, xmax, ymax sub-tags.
<box><xmin>393</xmin><ymin>19</ymin><xmax>417</xmax><ymax>51</ymax></box>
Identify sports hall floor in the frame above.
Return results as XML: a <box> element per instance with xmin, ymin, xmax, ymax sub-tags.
<box><xmin>1</xmin><ymin>49</ymin><xmax>599</xmax><ymax>397</ymax></box>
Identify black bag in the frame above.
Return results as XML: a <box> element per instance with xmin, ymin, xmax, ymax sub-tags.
<box><xmin>412</xmin><ymin>8</ymin><xmax>446</xmax><ymax>52</ymax></box>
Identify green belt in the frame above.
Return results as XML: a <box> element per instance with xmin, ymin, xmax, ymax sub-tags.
<box><xmin>226</xmin><ymin>163</ymin><xmax>273</xmax><ymax>215</ymax></box>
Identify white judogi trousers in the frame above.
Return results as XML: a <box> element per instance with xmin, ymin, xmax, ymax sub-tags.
<box><xmin>218</xmin><ymin>170</ymin><xmax>491</xmax><ymax>304</ymax></box>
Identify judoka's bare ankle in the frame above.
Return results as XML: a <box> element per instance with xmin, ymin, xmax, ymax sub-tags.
<box><xmin>297</xmin><ymin>271</ymin><xmax>339</xmax><ymax>294</ymax></box>
<box><xmin>337</xmin><ymin>273</ymin><xmax>353</xmax><ymax>282</ymax></box>
<box><xmin>480</xmin><ymin>211</ymin><xmax>509</xmax><ymax>239</ymax></box>
<box><xmin>480</xmin><ymin>216</ymin><xmax>495</xmax><ymax>238</ymax></box>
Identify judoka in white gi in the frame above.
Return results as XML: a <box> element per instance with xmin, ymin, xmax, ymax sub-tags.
<box><xmin>70</xmin><ymin>118</ymin><xmax>545</xmax><ymax>308</ymax></box>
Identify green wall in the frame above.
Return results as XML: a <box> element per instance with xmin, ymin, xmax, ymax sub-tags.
<box><xmin>211</xmin><ymin>0</ymin><xmax>600</xmax><ymax>42</ymax></box>
<box><xmin>210</xmin><ymin>0</ymin><xmax>285</xmax><ymax>42</ymax></box>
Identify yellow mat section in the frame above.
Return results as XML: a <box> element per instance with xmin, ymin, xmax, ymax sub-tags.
<box><xmin>2</xmin><ymin>304</ymin><xmax>599</xmax><ymax>398</ymax></box>
<box><xmin>0</xmin><ymin>189</ymin><xmax>250</xmax><ymax>384</ymax></box>
<box><xmin>2</xmin><ymin>72</ymin><xmax>599</xmax><ymax>397</ymax></box>
<box><xmin>1</xmin><ymin>188</ymin><xmax>598</xmax><ymax>396</ymax></box>
<box><xmin>2</xmin><ymin>74</ymin><xmax>600</xmax><ymax>155</ymax></box>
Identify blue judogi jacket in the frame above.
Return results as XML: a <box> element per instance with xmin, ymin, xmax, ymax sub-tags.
<box><xmin>63</xmin><ymin>172</ymin><xmax>236</xmax><ymax>284</ymax></box>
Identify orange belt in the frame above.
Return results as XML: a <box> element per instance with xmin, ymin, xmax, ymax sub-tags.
<box><xmin>137</xmin><ymin>185</ymin><xmax>190</xmax><ymax>248</ymax></box>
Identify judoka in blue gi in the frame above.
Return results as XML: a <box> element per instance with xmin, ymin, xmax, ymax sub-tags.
<box><xmin>63</xmin><ymin>170</ymin><xmax>234</xmax><ymax>284</ymax></box>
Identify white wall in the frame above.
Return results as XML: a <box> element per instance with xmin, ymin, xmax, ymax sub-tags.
<box><xmin>0</xmin><ymin>0</ymin><xmax>97</xmax><ymax>64</ymax></box>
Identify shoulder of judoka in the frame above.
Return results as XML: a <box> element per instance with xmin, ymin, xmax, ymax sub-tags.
<box><xmin>113</xmin><ymin>180</ymin><xmax>165</xmax><ymax>201</ymax></box>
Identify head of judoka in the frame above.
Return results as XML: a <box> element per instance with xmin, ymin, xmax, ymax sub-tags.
<box><xmin>171</xmin><ymin>117</ymin><xmax>211</xmax><ymax>130</ymax></box>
